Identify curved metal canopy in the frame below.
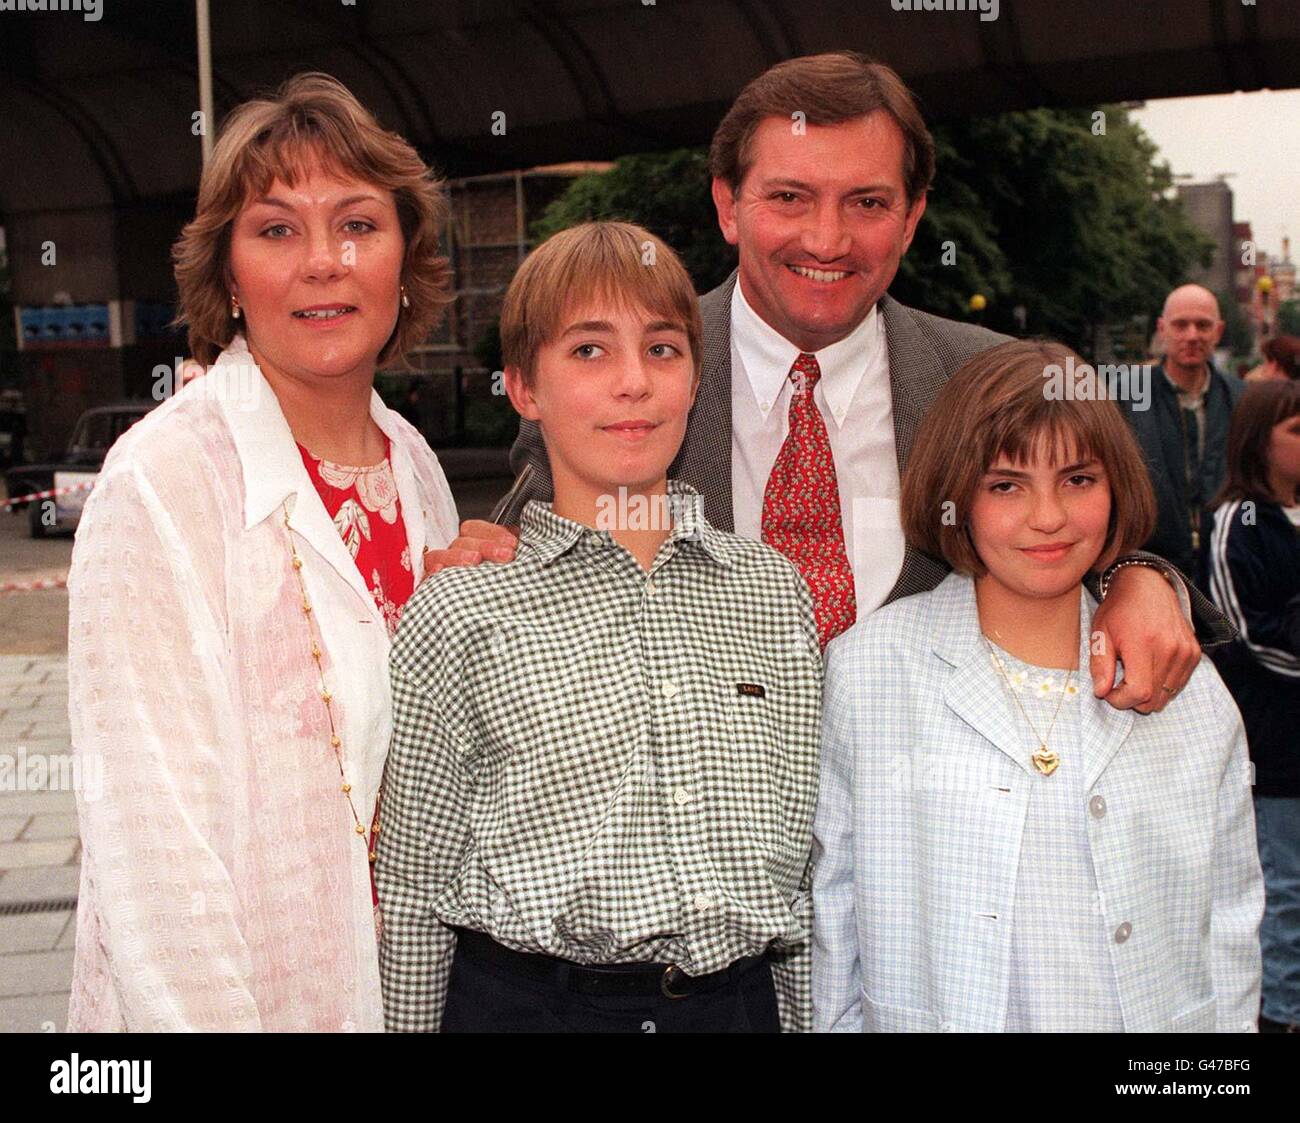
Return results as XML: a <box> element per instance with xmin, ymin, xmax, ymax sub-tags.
<box><xmin>1</xmin><ymin>0</ymin><xmax>1296</xmax><ymax>217</ymax></box>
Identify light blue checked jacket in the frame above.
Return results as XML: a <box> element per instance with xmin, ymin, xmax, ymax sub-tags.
<box><xmin>812</xmin><ymin>572</ymin><xmax>1263</xmax><ymax>1033</ymax></box>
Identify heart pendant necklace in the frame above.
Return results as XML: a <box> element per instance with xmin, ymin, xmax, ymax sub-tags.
<box><xmin>1031</xmin><ymin>746</ymin><xmax>1060</xmax><ymax>776</ymax></box>
<box><xmin>983</xmin><ymin>635</ymin><xmax>1074</xmax><ymax>778</ymax></box>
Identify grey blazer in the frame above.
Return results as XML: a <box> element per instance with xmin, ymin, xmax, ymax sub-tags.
<box><xmin>506</xmin><ymin>272</ymin><xmax>1233</xmax><ymax>642</ymax></box>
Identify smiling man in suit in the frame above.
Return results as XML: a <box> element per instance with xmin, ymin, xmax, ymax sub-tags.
<box><xmin>434</xmin><ymin>52</ymin><xmax>1231</xmax><ymax>710</ymax></box>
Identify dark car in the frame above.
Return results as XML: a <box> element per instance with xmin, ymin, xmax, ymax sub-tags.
<box><xmin>5</xmin><ymin>401</ymin><xmax>155</xmax><ymax>537</ymax></box>
<box><xmin>0</xmin><ymin>390</ymin><xmax>27</xmax><ymax>471</ymax></box>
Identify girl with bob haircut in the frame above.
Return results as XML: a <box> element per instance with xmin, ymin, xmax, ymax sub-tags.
<box><xmin>66</xmin><ymin>73</ymin><xmax>460</xmax><ymax>1031</ymax></box>
<box><xmin>813</xmin><ymin>339</ymin><xmax>1263</xmax><ymax>1033</ymax></box>
<box><xmin>1203</xmin><ymin>380</ymin><xmax>1300</xmax><ymax>1032</ymax></box>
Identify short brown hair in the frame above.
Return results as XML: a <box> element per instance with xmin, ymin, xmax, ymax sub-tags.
<box><xmin>499</xmin><ymin>221</ymin><xmax>703</xmax><ymax>387</ymax></box>
<box><xmin>1213</xmin><ymin>380</ymin><xmax>1300</xmax><ymax>507</ymax></box>
<box><xmin>901</xmin><ymin>340</ymin><xmax>1158</xmax><ymax>576</ymax></box>
<box><xmin>1262</xmin><ymin>334</ymin><xmax>1300</xmax><ymax>380</ymax></box>
<box><xmin>173</xmin><ymin>72</ymin><xmax>453</xmax><ymax>367</ymax></box>
<box><xmin>709</xmin><ymin>52</ymin><xmax>935</xmax><ymax>205</ymax></box>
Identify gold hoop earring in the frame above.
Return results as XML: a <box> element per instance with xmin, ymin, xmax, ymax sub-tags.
<box><xmin>400</xmin><ymin>285</ymin><xmax>410</xmax><ymax>310</ymax></box>
<box><xmin>231</xmin><ymin>294</ymin><xmax>241</xmax><ymax>320</ymax></box>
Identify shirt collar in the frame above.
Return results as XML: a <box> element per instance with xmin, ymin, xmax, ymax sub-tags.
<box><xmin>1159</xmin><ymin>361</ymin><xmax>1213</xmax><ymax>405</ymax></box>
<box><xmin>205</xmin><ymin>333</ymin><xmax>410</xmax><ymax>530</ymax></box>
<box><xmin>520</xmin><ymin>480</ymin><xmax>733</xmax><ymax>569</ymax></box>
<box><xmin>730</xmin><ymin>275</ymin><xmax>881</xmax><ymax>428</ymax></box>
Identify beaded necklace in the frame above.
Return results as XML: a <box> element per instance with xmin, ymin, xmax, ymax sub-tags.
<box><xmin>280</xmin><ymin>501</ymin><xmax>380</xmax><ymax>861</ymax></box>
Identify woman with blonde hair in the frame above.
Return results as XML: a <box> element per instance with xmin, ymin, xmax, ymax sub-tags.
<box><xmin>66</xmin><ymin>73</ymin><xmax>460</xmax><ymax>1031</ymax></box>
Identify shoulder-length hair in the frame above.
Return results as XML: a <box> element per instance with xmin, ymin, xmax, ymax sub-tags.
<box><xmin>1213</xmin><ymin>379</ymin><xmax>1300</xmax><ymax>507</ymax></box>
<box><xmin>901</xmin><ymin>339</ymin><xmax>1157</xmax><ymax>576</ymax></box>
<box><xmin>172</xmin><ymin>72</ymin><xmax>453</xmax><ymax>368</ymax></box>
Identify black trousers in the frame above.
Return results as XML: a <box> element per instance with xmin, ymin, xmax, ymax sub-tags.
<box><xmin>440</xmin><ymin>936</ymin><xmax>782</xmax><ymax>1033</ymax></box>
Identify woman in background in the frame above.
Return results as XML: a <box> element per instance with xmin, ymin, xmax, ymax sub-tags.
<box><xmin>1245</xmin><ymin>335</ymin><xmax>1300</xmax><ymax>383</ymax></box>
<box><xmin>1204</xmin><ymin>379</ymin><xmax>1300</xmax><ymax>1032</ymax></box>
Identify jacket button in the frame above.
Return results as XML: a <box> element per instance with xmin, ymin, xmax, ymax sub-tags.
<box><xmin>1114</xmin><ymin>921</ymin><xmax>1132</xmax><ymax>944</ymax></box>
<box><xmin>1089</xmin><ymin>795</ymin><xmax>1107</xmax><ymax>819</ymax></box>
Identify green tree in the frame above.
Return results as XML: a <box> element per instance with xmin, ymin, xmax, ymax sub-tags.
<box><xmin>1277</xmin><ymin>299</ymin><xmax>1300</xmax><ymax>337</ymax></box>
<box><xmin>893</xmin><ymin>106</ymin><xmax>1213</xmax><ymax>352</ymax></box>
<box><xmin>531</xmin><ymin>149</ymin><xmax>733</xmax><ymax>292</ymax></box>
<box><xmin>1215</xmin><ymin>289</ymin><xmax>1253</xmax><ymax>358</ymax></box>
<box><xmin>532</xmin><ymin>105</ymin><xmax>1211</xmax><ymax>356</ymax></box>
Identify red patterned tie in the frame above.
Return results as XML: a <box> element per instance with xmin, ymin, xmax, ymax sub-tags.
<box><xmin>761</xmin><ymin>353</ymin><xmax>857</xmax><ymax>648</ymax></box>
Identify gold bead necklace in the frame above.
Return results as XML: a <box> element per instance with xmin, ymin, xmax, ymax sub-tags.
<box><xmin>281</xmin><ymin>502</ymin><xmax>380</xmax><ymax>861</ymax></box>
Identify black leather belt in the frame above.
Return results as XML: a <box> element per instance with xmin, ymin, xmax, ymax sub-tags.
<box><xmin>453</xmin><ymin>928</ymin><xmax>767</xmax><ymax>1000</ymax></box>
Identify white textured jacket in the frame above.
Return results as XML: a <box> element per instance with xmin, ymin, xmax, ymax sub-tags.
<box><xmin>813</xmin><ymin>572</ymin><xmax>1263</xmax><ymax>1033</ymax></box>
<box><xmin>66</xmin><ymin>338</ymin><xmax>459</xmax><ymax>1031</ymax></box>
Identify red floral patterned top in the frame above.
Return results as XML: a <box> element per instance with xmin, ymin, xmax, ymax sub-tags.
<box><xmin>297</xmin><ymin>436</ymin><xmax>415</xmax><ymax>639</ymax></box>
<box><xmin>298</xmin><ymin>436</ymin><xmax>415</xmax><ymax>919</ymax></box>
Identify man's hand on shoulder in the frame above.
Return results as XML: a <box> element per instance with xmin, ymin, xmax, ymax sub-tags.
<box><xmin>1089</xmin><ymin>564</ymin><xmax>1200</xmax><ymax>714</ymax></box>
<box><xmin>422</xmin><ymin>520</ymin><xmax>518</xmax><ymax>579</ymax></box>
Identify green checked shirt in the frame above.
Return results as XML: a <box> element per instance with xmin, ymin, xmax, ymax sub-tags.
<box><xmin>377</xmin><ymin>480</ymin><xmax>823</xmax><ymax>1032</ymax></box>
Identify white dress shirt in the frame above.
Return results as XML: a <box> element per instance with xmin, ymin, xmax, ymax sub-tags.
<box><xmin>729</xmin><ymin>278</ymin><xmax>905</xmax><ymax>617</ymax></box>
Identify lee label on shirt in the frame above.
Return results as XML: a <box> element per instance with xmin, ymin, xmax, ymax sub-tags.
<box><xmin>736</xmin><ymin>682</ymin><xmax>766</xmax><ymax>698</ymax></box>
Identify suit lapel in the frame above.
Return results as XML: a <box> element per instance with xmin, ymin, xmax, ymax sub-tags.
<box><xmin>1151</xmin><ymin>366</ymin><xmax>1188</xmax><ymax>506</ymax></box>
<box><xmin>880</xmin><ymin>295</ymin><xmax>953</xmax><ymax>603</ymax></box>
<box><xmin>1077</xmin><ymin>591</ymin><xmax>1135</xmax><ymax>790</ymax></box>
<box><xmin>936</xmin><ymin>580</ymin><xmax>1135</xmax><ymax>787</ymax></box>
<box><xmin>374</xmin><ymin>396</ymin><xmax>427</xmax><ymax>585</ymax></box>
<box><xmin>880</xmin><ymin>294</ymin><xmax>948</xmax><ymax>471</ymax></box>
<box><xmin>675</xmin><ymin>271</ymin><xmax>737</xmax><ymax>531</ymax></box>
<box><xmin>285</xmin><ymin>483</ymin><xmax>383</xmax><ymax>629</ymax></box>
<box><xmin>932</xmin><ymin>573</ymin><xmax>1035</xmax><ymax>777</ymax></box>
<box><xmin>216</xmin><ymin>338</ymin><xmax>385</xmax><ymax>630</ymax></box>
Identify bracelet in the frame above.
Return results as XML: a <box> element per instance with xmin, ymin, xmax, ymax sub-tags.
<box><xmin>1099</xmin><ymin>557</ymin><xmax>1193</xmax><ymax>623</ymax></box>
<box><xmin>1098</xmin><ymin>557</ymin><xmax>1164</xmax><ymax>601</ymax></box>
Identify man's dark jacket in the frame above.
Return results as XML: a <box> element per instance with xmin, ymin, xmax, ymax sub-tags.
<box><xmin>1122</xmin><ymin>361</ymin><xmax>1245</xmax><ymax>582</ymax></box>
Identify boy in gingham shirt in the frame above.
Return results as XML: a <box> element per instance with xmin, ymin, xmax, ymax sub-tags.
<box><xmin>377</xmin><ymin>222</ymin><xmax>822</xmax><ymax>1032</ymax></box>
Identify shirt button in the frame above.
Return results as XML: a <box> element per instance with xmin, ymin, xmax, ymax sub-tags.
<box><xmin>760</xmin><ymin>400</ymin><xmax>771</xmax><ymax>412</ymax></box>
<box><xmin>1114</xmin><ymin>922</ymin><xmax>1132</xmax><ymax>944</ymax></box>
<box><xmin>1089</xmin><ymin>795</ymin><xmax>1107</xmax><ymax>819</ymax></box>
<box><xmin>660</xmin><ymin>680</ymin><xmax>679</xmax><ymax>699</ymax></box>
<box><xmin>939</xmin><ymin>1020</ymin><xmax>955</xmax><ymax>1033</ymax></box>
<box><xmin>673</xmin><ymin>786</ymin><xmax>693</xmax><ymax>806</ymax></box>
<box><xmin>692</xmin><ymin>893</ymin><xmax>713</xmax><ymax>911</ymax></box>
<box><xmin>645</xmin><ymin>578</ymin><xmax>656</xmax><ymax>595</ymax></box>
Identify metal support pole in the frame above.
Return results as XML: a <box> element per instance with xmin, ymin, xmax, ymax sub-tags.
<box><xmin>196</xmin><ymin>0</ymin><xmax>214</xmax><ymax>165</ymax></box>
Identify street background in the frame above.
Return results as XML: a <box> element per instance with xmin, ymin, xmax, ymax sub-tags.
<box><xmin>0</xmin><ymin>470</ymin><xmax>509</xmax><ymax>1032</ymax></box>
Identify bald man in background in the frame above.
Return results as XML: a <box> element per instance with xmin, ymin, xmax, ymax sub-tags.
<box><xmin>1124</xmin><ymin>284</ymin><xmax>1245</xmax><ymax>584</ymax></box>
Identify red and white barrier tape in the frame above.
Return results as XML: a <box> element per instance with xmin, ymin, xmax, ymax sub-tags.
<box><xmin>2</xmin><ymin>479</ymin><xmax>96</xmax><ymax>511</ymax></box>
<box><xmin>0</xmin><ymin>572</ymin><xmax>69</xmax><ymax>596</ymax></box>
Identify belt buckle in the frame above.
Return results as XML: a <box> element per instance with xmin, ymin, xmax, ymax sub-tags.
<box><xmin>660</xmin><ymin>964</ymin><xmax>689</xmax><ymax>1000</ymax></box>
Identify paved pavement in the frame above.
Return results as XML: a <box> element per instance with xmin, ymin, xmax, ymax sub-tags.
<box><xmin>0</xmin><ymin>470</ymin><xmax>511</xmax><ymax>1032</ymax></box>
<box><xmin>0</xmin><ymin>654</ymin><xmax>78</xmax><ymax>1033</ymax></box>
